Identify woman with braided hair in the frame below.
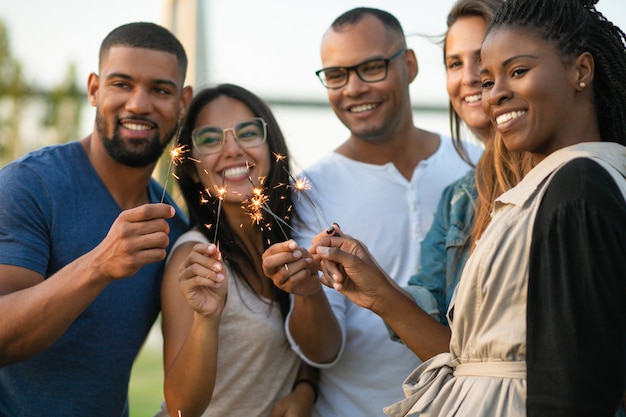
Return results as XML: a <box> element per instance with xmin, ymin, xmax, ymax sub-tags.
<box><xmin>321</xmin><ymin>0</ymin><xmax>626</xmax><ymax>415</ymax></box>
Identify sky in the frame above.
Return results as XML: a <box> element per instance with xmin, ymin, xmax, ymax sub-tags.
<box><xmin>1</xmin><ymin>0</ymin><xmax>625</xmax><ymax>169</ymax></box>
<box><xmin>1</xmin><ymin>0</ymin><xmax>625</xmax><ymax>103</ymax></box>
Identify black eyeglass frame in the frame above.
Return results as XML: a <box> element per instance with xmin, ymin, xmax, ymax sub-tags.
<box><xmin>191</xmin><ymin>117</ymin><xmax>268</xmax><ymax>155</ymax></box>
<box><xmin>315</xmin><ymin>48</ymin><xmax>408</xmax><ymax>89</ymax></box>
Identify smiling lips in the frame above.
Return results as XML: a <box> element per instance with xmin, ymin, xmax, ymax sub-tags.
<box><xmin>496</xmin><ymin>110</ymin><xmax>526</xmax><ymax>126</ymax></box>
<box><xmin>349</xmin><ymin>103</ymin><xmax>378</xmax><ymax>113</ymax></box>
<box><xmin>122</xmin><ymin>122</ymin><xmax>151</xmax><ymax>131</ymax></box>
<box><xmin>464</xmin><ymin>94</ymin><xmax>481</xmax><ymax>103</ymax></box>
<box><xmin>222</xmin><ymin>165</ymin><xmax>250</xmax><ymax>180</ymax></box>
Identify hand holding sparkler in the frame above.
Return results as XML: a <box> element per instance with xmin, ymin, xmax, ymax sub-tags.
<box><xmin>262</xmin><ymin>239</ymin><xmax>321</xmax><ymax>296</ymax></box>
<box><xmin>178</xmin><ymin>243</ymin><xmax>228</xmax><ymax>317</ymax></box>
<box><xmin>90</xmin><ymin>204</ymin><xmax>175</xmax><ymax>282</ymax></box>
<box><xmin>310</xmin><ymin>225</ymin><xmax>404</xmax><ymax>311</ymax></box>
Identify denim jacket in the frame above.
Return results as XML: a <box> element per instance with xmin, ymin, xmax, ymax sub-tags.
<box><xmin>405</xmin><ymin>170</ymin><xmax>476</xmax><ymax>326</ymax></box>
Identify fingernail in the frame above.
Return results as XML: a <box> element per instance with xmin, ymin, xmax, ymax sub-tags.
<box><xmin>317</xmin><ymin>246</ymin><xmax>329</xmax><ymax>255</ymax></box>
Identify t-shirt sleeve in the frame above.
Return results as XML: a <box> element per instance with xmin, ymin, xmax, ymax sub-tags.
<box><xmin>527</xmin><ymin>158</ymin><xmax>626</xmax><ymax>416</ymax></box>
<box><xmin>0</xmin><ymin>163</ymin><xmax>52</xmax><ymax>275</ymax></box>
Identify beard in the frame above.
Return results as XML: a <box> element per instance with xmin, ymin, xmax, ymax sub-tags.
<box><xmin>96</xmin><ymin>111</ymin><xmax>177</xmax><ymax>168</ymax></box>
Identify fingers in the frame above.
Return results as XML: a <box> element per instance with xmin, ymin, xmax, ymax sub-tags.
<box><xmin>180</xmin><ymin>244</ymin><xmax>225</xmax><ymax>287</ymax></box>
<box><xmin>121</xmin><ymin>203</ymin><xmax>175</xmax><ymax>222</ymax></box>
<box><xmin>262</xmin><ymin>240</ymin><xmax>308</xmax><ymax>276</ymax></box>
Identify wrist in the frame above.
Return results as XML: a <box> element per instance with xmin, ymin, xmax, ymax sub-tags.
<box><xmin>292</xmin><ymin>378</ymin><xmax>318</xmax><ymax>403</ymax></box>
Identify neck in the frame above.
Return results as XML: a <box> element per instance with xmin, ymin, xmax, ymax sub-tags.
<box><xmin>338</xmin><ymin>125</ymin><xmax>439</xmax><ymax>180</ymax></box>
<box><xmin>81</xmin><ymin>134</ymin><xmax>156</xmax><ymax>210</ymax></box>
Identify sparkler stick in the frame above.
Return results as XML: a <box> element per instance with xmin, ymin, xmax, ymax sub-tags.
<box><xmin>212</xmin><ymin>169</ymin><xmax>227</xmax><ymax>244</ymax></box>
<box><xmin>160</xmin><ymin>136</ymin><xmax>189</xmax><ymax>203</ymax></box>
<box><xmin>280</xmin><ymin>165</ymin><xmax>332</xmax><ymax>229</ymax></box>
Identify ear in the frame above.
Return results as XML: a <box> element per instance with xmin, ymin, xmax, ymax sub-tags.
<box><xmin>405</xmin><ymin>49</ymin><xmax>419</xmax><ymax>83</ymax></box>
<box><xmin>574</xmin><ymin>51</ymin><xmax>594</xmax><ymax>91</ymax></box>
<box><xmin>87</xmin><ymin>73</ymin><xmax>99</xmax><ymax>107</ymax></box>
<box><xmin>179</xmin><ymin>85</ymin><xmax>193</xmax><ymax>121</ymax></box>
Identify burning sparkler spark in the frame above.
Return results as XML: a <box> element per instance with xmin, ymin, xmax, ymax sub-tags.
<box><xmin>160</xmin><ymin>140</ymin><xmax>189</xmax><ymax>203</ymax></box>
<box><xmin>281</xmin><ymin>166</ymin><xmax>331</xmax><ymax>228</ymax></box>
<box><xmin>244</xmin><ymin>176</ymin><xmax>296</xmax><ymax>241</ymax></box>
<box><xmin>212</xmin><ymin>181</ymin><xmax>227</xmax><ymax>244</ymax></box>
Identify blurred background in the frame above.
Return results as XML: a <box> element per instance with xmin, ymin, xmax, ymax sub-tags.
<box><xmin>1</xmin><ymin>0</ymin><xmax>624</xmax><ymax>415</ymax></box>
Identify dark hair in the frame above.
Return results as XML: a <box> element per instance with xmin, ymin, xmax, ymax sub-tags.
<box><xmin>99</xmin><ymin>22</ymin><xmax>188</xmax><ymax>83</ymax></box>
<box><xmin>175</xmin><ymin>84</ymin><xmax>293</xmax><ymax>318</ymax></box>
<box><xmin>488</xmin><ymin>0</ymin><xmax>626</xmax><ymax>146</ymax></box>
<box><xmin>331</xmin><ymin>7</ymin><xmax>406</xmax><ymax>47</ymax></box>
<box><xmin>444</xmin><ymin>0</ymin><xmax>502</xmax><ymax>166</ymax></box>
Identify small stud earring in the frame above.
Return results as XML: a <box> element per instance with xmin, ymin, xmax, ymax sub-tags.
<box><xmin>579</xmin><ymin>81</ymin><xmax>586</xmax><ymax>88</ymax></box>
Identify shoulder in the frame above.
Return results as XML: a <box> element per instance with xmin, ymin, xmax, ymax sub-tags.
<box><xmin>537</xmin><ymin>158</ymin><xmax>626</xmax><ymax>228</ymax></box>
<box><xmin>543</xmin><ymin>157</ymin><xmax>625</xmax><ymax>208</ymax></box>
<box><xmin>431</xmin><ymin>134</ymin><xmax>482</xmax><ymax>166</ymax></box>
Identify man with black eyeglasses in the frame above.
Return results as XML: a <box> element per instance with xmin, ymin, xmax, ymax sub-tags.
<box><xmin>262</xmin><ymin>7</ymin><xmax>482</xmax><ymax>417</ymax></box>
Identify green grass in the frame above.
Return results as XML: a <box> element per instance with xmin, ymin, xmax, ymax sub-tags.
<box><xmin>129</xmin><ymin>324</ymin><xmax>165</xmax><ymax>417</ymax></box>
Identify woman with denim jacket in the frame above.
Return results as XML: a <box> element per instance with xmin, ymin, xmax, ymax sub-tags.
<box><xmin>404</xmin><ymin>0</ymin><xmax>516</xmax><ymax>326</ymax></box>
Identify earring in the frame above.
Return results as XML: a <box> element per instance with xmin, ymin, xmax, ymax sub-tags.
<box><xmin>579</xmin><ymin>81</ymin><xmax>586</xmax><ymax>89</ymax></box>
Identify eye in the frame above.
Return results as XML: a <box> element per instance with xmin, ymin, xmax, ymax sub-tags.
<box><xmin>111</xmin><ymin>81</ymin><xmax>131</xmax><ymax>90</ymax></box>
<box><xmin>193</xmin><ymin>128</ymin><xmax>223</xmax><ymax>147</ymax></box>
<box><xmin>359</xmin><ymin>59</ymin><xmax>386</xmax><ymax>75</ymax></box>
<box><xmin>446</xmin><ymin>60</ymin><xmax>462</xmax><ymax>70</ymax></box>
<box><xmin>481</xmin><ymin>79</ymin><xmax>494</xmax><ymax>89</ymax></box>
<box><xmin>323</xmin><ymin>69</ymin><xmax>345</xmax><ymax>81</ymax></box>
<box><xmin>511</xmin><ymin>68</ymin><xmax>529</xmax><ymax>78</ymax></box>
<box><xmin>153</xmin><ymin>87</ymin><xmax>171</xmax><ymax>95</ymax></box>
<box><xmin>235</xmin><ymin>120</ymin><xmax>265</xmax><ymax>143</ymax></box>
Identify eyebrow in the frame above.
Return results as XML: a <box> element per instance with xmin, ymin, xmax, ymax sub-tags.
<box><xmin>106</xmin><ymin>72</ymin><xmax>178</xmax><ymax>89</ymax></box>
<box><xmin>479</xmin><ymin>54</ymin><xmax>539</xmax><ymax>75</ymax></box>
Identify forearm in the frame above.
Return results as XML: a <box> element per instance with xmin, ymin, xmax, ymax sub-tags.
<box><xmin>164</xmin><ymin>313</ymin><xmax>220</xmax><ymax>417</ymax></box>
<box><xmin>0</xmin><ymin>259</ymin><xmax>109</xmax><ymax>366</ymax></box>
<box><xmin>371</xmin><ymin>285</ymin><xmax>451</xmax><ymax>361</ymax></box>
<box><xmin>288</xmin><ymin>288</ymin><xmax>341</xmax><ymax>363</ymax></box>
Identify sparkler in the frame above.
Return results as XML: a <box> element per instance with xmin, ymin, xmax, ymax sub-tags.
<box><xmin>160</xmin><ymin>139</ymin><xmax>189</xmax><ymax>203</ymax></box>
<box><xmin>280</xmin><ymin>165</ymin><xmax>332</xmax><ymax>229</ymax></box>
<box><xmin>212</xmin><ymin>169</ymin><xmax>227</xmax><ymax>244</ymax></box>
<box><xmin>245</xmin><ymin>176</ymin><xmax>297</xmax><ymax>241</ymax></box>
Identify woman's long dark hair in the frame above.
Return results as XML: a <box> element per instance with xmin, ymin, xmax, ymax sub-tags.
<box><xmin>175</xmin><ymin>84</ymin><xmax>293</xmax><ymax>319</ymax></box>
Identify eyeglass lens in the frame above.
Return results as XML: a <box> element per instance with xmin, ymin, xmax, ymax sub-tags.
<box><xmin>320</xmin><ymin>58</ymin><xmax>388</xmax><ymax>89</ymax></box>
<box><xmin>192</xmin><ymin>118</ymin><xmax>266</xmax><ymax>154</ymax></box>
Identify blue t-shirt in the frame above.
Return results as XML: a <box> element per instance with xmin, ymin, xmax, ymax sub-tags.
<box><xmin>0</xmin><ymin>141</ymin><xmax>188</xmax><ymax>417</ymax></box>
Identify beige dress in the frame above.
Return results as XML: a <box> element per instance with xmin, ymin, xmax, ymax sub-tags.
<box><xmin>384</xmin><ymin>142</ymin><xmax>626</xmax><ymax>416</ymax></box>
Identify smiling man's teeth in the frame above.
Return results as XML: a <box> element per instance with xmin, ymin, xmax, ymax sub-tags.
<box><xmin>350</xmin><ymin>103</ymin><xmax>377</xmax><ymax>113</ymax></box>
<box><xmin>496</xmin><ymin>110</ymin><xmax>526</xmax><ymax>125</ymax></box>
<box><xmin>465</xmin><ymin>94</ymin><xmax>481</xmax><ymax>103</ymax></box>
<box><xmin>123</xmin><ymin>123</ymin><xmax>150</xmax><ymax>131</ymax></box>
<box><xmin>223</xmin><ymin>166</ymin><xmax>249</xmax><ymax>178</ymax></box>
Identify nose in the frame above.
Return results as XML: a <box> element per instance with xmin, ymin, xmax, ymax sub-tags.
<box><xmin>221</xmin><ymin>129</ymin><xmax>244</xmax><ymax>156</ymax></box>
<box><xmin>485</xmin><ymin>78</ymin><xmax>511</xmax><ymax>106</ymax></box>
<box><xmin>342</xmin><ymin>69</ymin><xmax>369</xmax><ymax>96</ymax></box>
<box><xmin>125</xmin><ymin>87</ymin><xmax>153</xmax><ymax>114</ymax></box>
<box><xmin>462</xmin><ymin>62</ymin><xmax>481</xmax><ymax>87</ymax></box>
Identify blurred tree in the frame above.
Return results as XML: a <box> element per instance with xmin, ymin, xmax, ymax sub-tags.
<box><xmin>0</xmin><ymin>19</ymin><xmax>83</xmax><ymax>167</ymax></box>
<box><xmin>0</xmin><ymin>20</ymin><xmax>28</xmax><ymax>164</ymax></box>
<box><xmin>43</xmin><ymin>63</ymin><xmax>84</xmax><ymax>144</ymax></box>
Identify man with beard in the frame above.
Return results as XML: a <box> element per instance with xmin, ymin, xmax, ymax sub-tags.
<box><xmin>0</xmin><ymin>22</ymin><xmax>191</xmax><ymax>417</ymax></box>
<box><xmin>262</xmin><ymin>7</ymin><xmax>482</xmax><ymax>416</ymax></box>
